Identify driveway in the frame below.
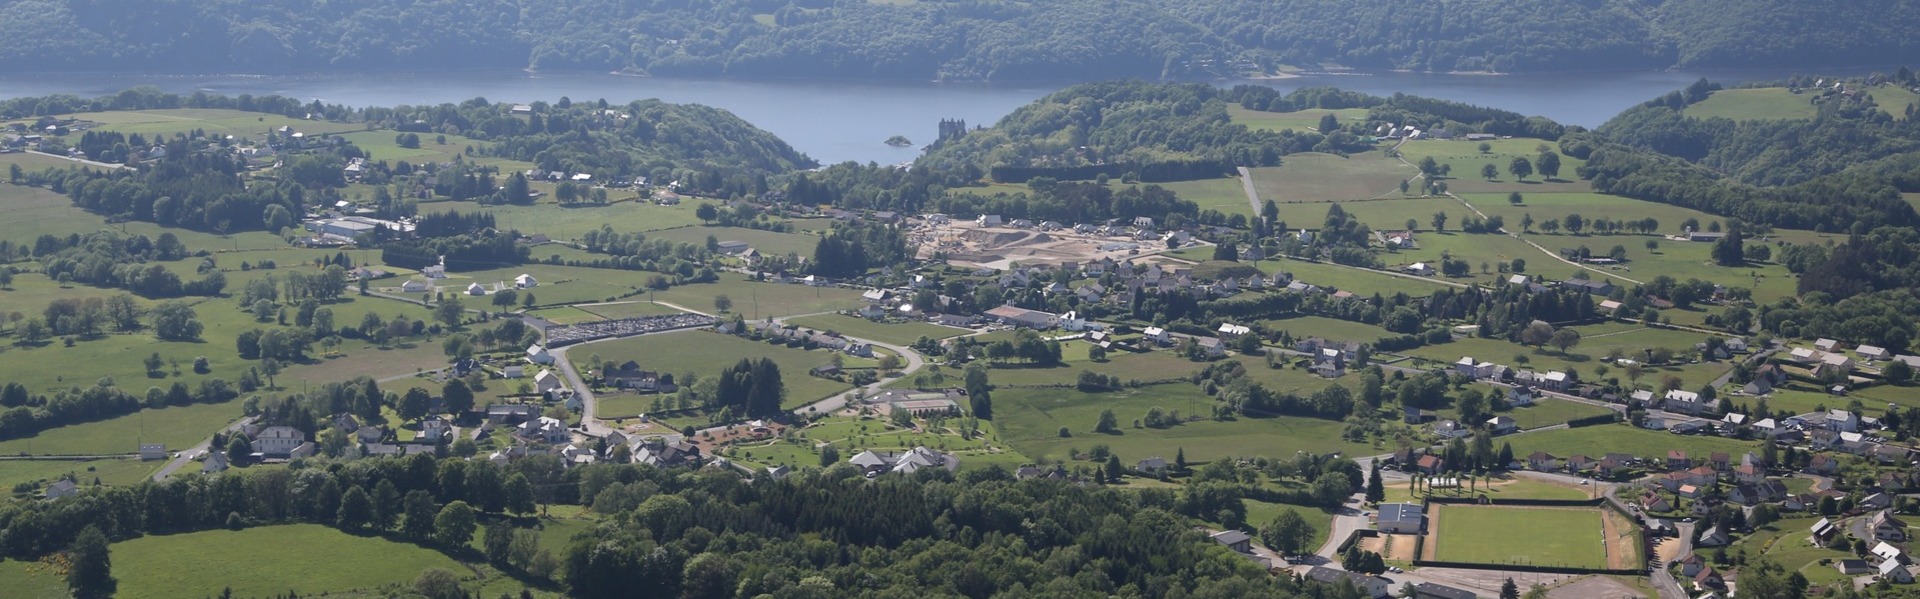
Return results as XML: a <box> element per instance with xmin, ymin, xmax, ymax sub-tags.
<box><xmin>152</xmin><ymin>416</ymin><xmax>255</xmax><ymax>481</ymax></box>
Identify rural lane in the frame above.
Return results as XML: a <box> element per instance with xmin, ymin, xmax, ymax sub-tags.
<box><xmin>770</xmin><ymin>311</ymin><xmax>928</xmax><ymax>418</ymax></box>
<box><xmin>152</xmin><ymin>415</ymin><xmax>256</xmax><ymax>481</ymax></box>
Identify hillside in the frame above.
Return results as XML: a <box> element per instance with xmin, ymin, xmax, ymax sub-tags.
<box><xmin>0</xmin><ymin>0</ymin><xmax>1913</xmax><ymax>79</ymax></box>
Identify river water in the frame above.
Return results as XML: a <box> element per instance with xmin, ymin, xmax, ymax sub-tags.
<box><xmin>0</xmin><ymin>69</ymin><xmax>1840</xmax><ymax>165</ymax></box>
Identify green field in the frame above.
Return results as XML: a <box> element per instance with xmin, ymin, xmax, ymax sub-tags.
<box><xmin>1398</xmin><ymin>138</ymin><xmax>1590</xmax><ymax>194</ymax></box>
<box><xmin>1457</xmin><ymin>191</ymin><xmax>1739</xmax><ymax>237</ymax></box>
<box><xmin>644</xmin><ymin>225</ymin><xmax>822</xmax><ymax>258</ymax></box>
<box><xmin>1383</xmin><ymin>475</ymin><xmax>1595</xmax><ymax>504</ymax></box>
<box><xmin>111</xmin><ymin>524</ymin><xmax>466</xmax><ymax>599</ymax></box>
<box><xmin>450</xmin><ymin>264</ymin><xmax>647</xmax><ymax>305</ymax></box>
<box><xmin>1728</xmin><ymin>516</ymin><xmax>1857</xmax><ymax>586</ymax></box>
<box><xmin>1388</xmin><ymin>232</ymin><xmax>1590</xmax><ymax>287</ymax></box>
<box><xmin>1266</xmin><ymin>197</ymin><xmax>1470</xmax><ymax>234</ymax></box>
<box><xmin>1430</xmin><ymin>504</ymin><xmax>1607</xmax><ymax>569</ymax></box>
<box><xmin>0</xmin><ymin>458</ymin><xmax>159</xmax><ymax>490</ymax></box>
<box><xmin>984</xmin><ymin>348</ymin><xmax>1206</xmax><ymax>387</ymax></box>
<box><xmin>0</xmin><ymin>558</ymin><xmax>69</xmax><ymax>598</ymax></box>
<box><xmin>651</xmin><ymin>274</ymin><xmax>866</xmax><ymax>319</ymax></box>
<box><xmin>1684</xmin><ymin>88</ymin><xmax>1818</xmax><ymax>121</ymax></box>
<box><xmin>786</xmin><ymin>314</ymin><xmax>966</xmax><ymax>345</ymax></box>
<box><xmin>525</xmin><ymin>305</ymin><xmax>607</xmax><ymax>324</ymax></box>
<box><xmin>588</xmin><ymin>329</ymin><xmax>853</xmax><ymax>409</ymax></box>
<box><xmin>1505</xmin><ymin>424</ymin><xmax>1759</xmax><ymax>463</ymax></box>
<box><xmin>576</xmin><ymin>301</ymin><xmax>687</xmax><ymax>319</ymax></box>
<box><xmin>0</xmin><ymin>399</ymin><xmax>242</xmax><ymax>456</ymax></box>
<box><xmin>721</xmin><ymin>415</ymin><xmax>1023</xmax><ymax>471</ymax></box>
<box><xmin>1868</xmin><ymin>84</ymin><xmax>1920</xmax><ymax>120</ymax></box>
<box><xmin>1492</xmin><ymin>398</ymin><xmax>1615</xmax><ymax>430</ymax></box>
<box><xmin>1257</xmin><ymin>316</ymin><xmax>1393</xmax><ymax>344</ymax></box>
<box><xmin>1228</xmin><ymin>105</ymin><xmax>1371</xmax><ymax>134</ymax></box>
<box><xmin>1154</xmin><ymin>177</ymin><xmax>1256</xmax><ymax>217</ymax></box>
<box><xmin>991</xmin><ymin>384</ymin><xmax>1376</xmax><ymax>463</ymax></box>
<box><xmin>1248</xmin><ymin>152</ymin><xmax>1415</xmax><ymax>203</ymax></box>
<box><xmin>1402</xmin><ymin>325</ymin><xmax>1734</xmax><ymax>391</ymax></box>
<box><xmin>335</xmin><ymin>130</ymin><xmax>532</xmax><ymax>170</ymax></box>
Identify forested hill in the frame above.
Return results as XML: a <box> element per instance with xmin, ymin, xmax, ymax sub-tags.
<box><xmin>0</xmin><ymin>0</ymin><xmax>1913</xmax><ymax>79</ymax></box>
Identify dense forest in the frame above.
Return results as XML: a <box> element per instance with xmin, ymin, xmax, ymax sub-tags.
<box><xmin>0</xmin><ymin>0</ymin><xmax>1914</xmax><ymax>79</ymax></box>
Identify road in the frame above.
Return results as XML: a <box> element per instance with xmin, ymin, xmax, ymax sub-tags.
<box><xmin>152</xmin><ymin>416</ymin><xmax>256</xmax><ymax>480</ymax></box>
<box><xmin>25</xmin><ymin>149</ymin><xmax>130</xmax><ymax>170</ymax></box>
<box><xmin>769</xmin><ymin>311</ymin><xmax>928</xmax><ymax>418</ymax></box>
<box><xmin>1239</xmin><ymin>166</ymin><xmax>1263</xmax><ymax>217</ymax></box>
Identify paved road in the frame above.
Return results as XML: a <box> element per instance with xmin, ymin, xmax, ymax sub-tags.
<box><xmin>769</xmin><ymin>311</ymin><xmax>928</xmax><ymax>418</ymax></box>
<box><xmin>25</xmin><ymin>149</ymin><xmax>130</xmax><ymax>170</ymax></box>
<box><xmin>1239</xmin><ymin>166</ymin><xmax>1263</xmax><ymax>217</ymax></box>
<box><xmin>152</xmin><ymin>416</ymin><xmax>255</xmax><ymax>481</ymax></box>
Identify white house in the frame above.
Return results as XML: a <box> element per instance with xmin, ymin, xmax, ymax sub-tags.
<box><xmin>1405</xmin><ymin>262</ymin><xmax>1433</xmax><ymax>276</ymax></box>
<box><xmin>976</xmin><ymin>215</ymin><xmax>1003</xmax><ymax>227</ymax></box>
<box><xmin>1142</xmin><ymin>326</ymin><xmax>1170</xmax><ymax>345</ymax></box>
<box><xmin>1487</xmin><ymin>415</ymin><xmax>1518</xmax><ymax>434</ymax></box>
<box><xmin>514</xmin><ymin>273</ymin><xmax>537</xmax><ymax>289</ymax></box>
<box><xmin>1059</xmin><ymin>311</ymin><xmax>1088</xmax><ymax>332</ymax></box>
<box><xmin>254</xmin><ymin>426</ymin><xmax>305</xmax><ymax>456</ymax></box>
<box><xmin>1218</xmin><ymin>323</ymin><xmax>1251</xmax><ymax>338</ymax></box>
<box><xmin>527</xmin><ymin>344</ymin><xmax>554</xmax><ymax>365</ymax></box>
<box><xmin>518</xmin><ymin>416</ymin><xmax>569</xmax><ymax>444</ymax></box>
<box><xmin>466</xmin><ymin>282</ymin><xmax>487</xmax><ymax>296</ymax></box>
<box><xmin>534</xmin><ymin>369</ymin><xmax>563</xmax><ymax>394</ymax></box>
<box><xmin>1815</xmin><ymin>338</ymin><xmax>1840</xmax><ymax>352</ymax></box>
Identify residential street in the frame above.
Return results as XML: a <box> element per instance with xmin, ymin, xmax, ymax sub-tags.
<box><xmin>152</xmin><ymin>416</ymin><xmax>255</xmax><ymax>481</ymax></box>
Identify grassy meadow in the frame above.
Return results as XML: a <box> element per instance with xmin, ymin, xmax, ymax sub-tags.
<box><xmin>1684</xmin><ymin>88</ymin><xmax>1818</xmax><ymax>121</ymax></box>
<box><xmin>785</xmin><ymin>314</ymin><xmax>968</xmax><ymax>345</ymax></box>
<box><xmin>1248</xmin><ymin>152</ymin><xmax>1415</xmax><ymax>203</ymax></box>
<box><xmin>587</xmin><ymin>329</ymin><xmax>853</xmax><ymax>409</ymax></box>
<box><xmin>990</xmin><ymin>384</ymin><xmax>1377</xmax><ymax>463</ymax></box>
<box><xmin>110</xmin><ymin>524</ymin><xmax>466</xmax><ymax>599</ymax></box>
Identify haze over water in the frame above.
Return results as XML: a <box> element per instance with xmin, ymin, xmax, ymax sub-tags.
<box><xmin>0</xmin><ymin>68</ymin><xmax>1853</xmax><ymax>165</ymax></box>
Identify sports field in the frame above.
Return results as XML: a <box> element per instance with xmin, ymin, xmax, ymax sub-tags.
<box><xmin>1427</xmin><ymin>504</ymin><xmax>1608</xmax><ymax>569</ymax></box>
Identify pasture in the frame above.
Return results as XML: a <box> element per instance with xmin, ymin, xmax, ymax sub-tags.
<box><xmin>0</xmin><ymin>400</ymin><xmax>242</xmax><ymax>456</ymax></box>
<box><xmin>450</xmin><ymin>264</ymin><xmax>648</xmax><ymax>305</ymax></box>
<box><xmin>1266</xmin><ymin>197</ymin><xmax>1468</xmax><ymax>234</ymax></box>
<box><xmin>1228</xmin><ymin>105</ymin><xmax>1371</xmax><ymax>134</ymax></box>
<box><xmin>1456</xmin><ymin>191</ymin><xmax>1735</xmax><ymax>238</ymax></box>
<box><xmin>0</xmin><ymin>458</ymin><xmax>159</xmax><ymax>491</ymax></box>
<box><xmin>1248</xmin><ymin>152</ymin><xmax>1415</xmax><ymax>203</ymax></box>
<box><xmin>1152</xmin><ymin>176</ymin><xmax>1256</xmax><ymax>217</ymax></box>
<box><xmin>1397</xmin><ymin>138</ymin><xmax>1590</xmax><ymax>194</ymax></box>
<box><xmin>644</xmin><ymin>225</ymin><xmax>821</xmax><ymax>258</ymax></box>
<box><xmin>25</xmin><ymin>108</ymin><xmax>365</xmax><ymax>141</ymax></box>
<box><xmin>720</xmin><ymin>415</ymin><xmax>1023</xmax><ymax>471</ymax></box>
<box><xmin>1684</xmin><ymin>88</ymin><xmax>1817</xmax><ymax>121</ymax></box>
<box><xmin>1388</xmin><ymin>232</ymin><xmax>1588</xmax><ymax>286</ymax></box>
<box><xmin>1868</xmin><ymin>84</ymin><xmax>1920</xmax><ymax>120</ymax></box>
<box><xmin>1427</xmin><ymin>504</ymin><xmax>1608</xmax><ymax>569</ymax></box>
<box><xmin>1402</xmin><ymin>325</ymin><xmax>1734</xmax><ymax>391</ymax></box>
<box><xmin>1258</xmin><ymin>316</ymin><xmax>1394</xmax><ymax>344</ymax></box>
<box><xmin>650</xmin><ymin>274</ymin><xmax>866</xmax><ymax>319</ymax></box>
<box><xmin>1248</xmin><ymin>257</ymin><xmax>1460</xmax><ymax>297</ymax></box>
<box><xmin>110</xmin><ymin>524</ymin><xmax>466</xmax><ymax>599</ymax></box>
<box><xmin>335</xmin><ymin>130</ymin><xmax>532</xmax><ymax>171</ymax></box>
<box><xmin>587</xmin><ymin>329</ymin><xmax>853</xmax><ymax>409</ymax></box>
<box><xmin>1504</xmin><ymin>424</ymin><xmax>1759</xmax><ymax>463</ymax></box>
<box><xmin>576</xmin><ymin>301</ymin><xmax>686</xmax><ymax>319</ymax></box>
<box><xmin>990</xmin><ymin>384</ymin><xmax>1377</xmax><ymax>463</ymax></box>
<box><xmin>786</xmin><ymin>314</ymin><xmax>968</xmax><ymax>345</ymax></box>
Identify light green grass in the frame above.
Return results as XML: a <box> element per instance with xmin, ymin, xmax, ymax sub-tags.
<box><xmin>643</xmin><ymin>226</ymin><xmax>821</xmax><ymax>258</ymax></box>
<box><xmin>1258</xmin><ymin>316</ymin><xmax>1393</xmax><ymax>344</ymax></box>
<box><xmin>1401</xmin><ymin>325</ymin><xmax>1734</xmax><ymax>391</ymax></box>
<box><xmin>1267</xmin><ymin>197</ymin><xmax>1469</xmax><ymax>235</ymax></box>
<box><xmin>111</xmin><ymin>524</ymin><xmax>465</xmax><ymax>599</ymax></box>
<box><xmin>1228</xmin><ymin>105</ymin><xmax>1371</xmax><ymax>134</ymax></box>
<box><xmin>1382</xmin><ymin>475</ymin><xmax>1596</xmax><ymax>504</ymax></box>
<box><xmin>991</xmin><ymin>384</ymin><xmax>1376</xmax><ymax>463</ymax></box>
<box><xmin>575</xmin><ymin>301</ymin><xmax>686</xmax><ymax>319</ymax></box>
<box><xmin>785</xmin><ymin>314</ymin><xmax>966</xmax><ymax>346</ymax></box>
<box><xmin>0</xmin><ymin>400</ymin><xmax>241</xmax><ymax>456</ymax></box>
<box><xmin>1684</xmin><ymin>88</ymin><xmax>1818</xmax><ymax>121</ymax></box>
<box><xmin>335</xmin><ymin>130</ymin><xmax>532</xmax><ymax>170</ymax></box>
<box><xmin>0</xmin><ymin>558</ymin><xmax>68</xmax><ymax>598</ymax></box>
<box><xmin>984</xmin><ymin>349</ymin><xmax>1205</xmax><ymax>387</ymax></box>
<box><xmin>1431</xmin><ymin>504</ymin><xmax>1607</xmax><ymax>569</ymax></box>
<box><xmin>651</xmin><ymin>274</ymin><xmax>866</xmax><ymax>319</ymax></box>
<box><xmin>1491</xmin><ymin>398</ymin><xmax>1614</xmax><ymax>430</ymax></box>
<box><xmin>1729</xmin><ymin>516</ymin><xmax>1856</xmax><ymax>586</ymax></box>
<box><xmin>24</xmin><ymin>108</ymin><xmax>365</xmax><ymax>141</ymax></box>
<box><xmin>448</xmin><ymin>264</ymin><xmax>645</xmax><ymax>305</ymax></box>
<box><xmin>1457</xmin><ymin>191</ymin><xmax>1740</xmax><ymax>238</ymax></box>
<box><xmin>723</xmin><ymin>415</ymin><xmax>1019</xmax><ymax>471</ymax></box>
<box><xmin>0</xmin><ymin>458</ymin><xmax>159</xmax><ymax>490</ymax></box>
<box><xmin>525</xmin><ymin>306</ymin><xmax>607</xmax><ymax>324</ymax></box>
<box><xmin>1398</xmin><ymin>138</ymin><xmax>1590</xmax><ymax>194</ymax></box>
<box><xmin>1154</xmin><ymin>177</ymin><xmax>1256</xmax><ymax>217</ymax></box>
<box><xmin>1868</xmin><ymin>84</ymin><xmax>1920</xmax><ymax>120</ymax></box>
<box><xmin>1387</xmin><ymin>232</ymin><xmax>1589</xmax><ymax>287</ymax></box>
<box><xmin>1249</xmin><ymin>152</ymin><xmax>1416</xmax><ymax>203</ymax></box>
<box><xmin>588</xmin><ymin>329</ymin><xmax>853</xmax><ymax>409</ymax></box>
<box><xmin>1505</xmin><ymin>424</ymin><xmax>1759</xmax><ymax>462</ymax></box>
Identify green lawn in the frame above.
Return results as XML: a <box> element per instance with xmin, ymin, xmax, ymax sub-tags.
<box><xmin>1153</xmin><ymin>177</ymin><xmax>1256</xmax><ymax>217</ymax></box>
<box><xmin>651</xmin><ymin>274</ymin><xmax>866</xmax><ymax>319</ymax></box>
<box><xmin>335</xmin><ymin>130</ymin><xmax>532</xmax><ymax>170</ymax></box>
<box><xmin>1397</xmin><ymin>138</ymin><xmax>1591</xmax><ymax>194</ymax></box>
<box><xmin>984</xmin><ymin>349</ymin><xmax>1206</xmax><ymax>387</ymax></box>
<box><xmin>1473</xmin><ymin>398</ymin><xmax>1613</xmax><ymax>431</ymax></box>
<box><xmin>1729</xmin><ymin>516</ymin><xmax>1857</xmax><ymax>586</ymax></box>
<box><xmin>1258</xmin><ymin>316</ymin><xmax>1393</xmax><ymax>344</ymax></box>
<box><xmin>1228</xmin><ymin>105</ymin><xmax>1371</xmax><ymax>134</ymax></box>
<box><xmin>1387</xmin><ymin>232</ymin><xmax>1590</xmax><ymax>287</ymax></box>
<box><xmin>525</xmin><ymin>305</ymin><xmax>607</xmax><ymax>324</ymax></box>
<box><xmin>448</xmin><ymin>264</ymin><xmax>648</xmax><ymax>305</ymax></box>
<box><xmin>1248</xmin><ymin>152</ymin><xmax>1415</xmax><ymax>203</ymax></box>
<box><xmin>587</xmin><ymin>329</ymin><xmax>853</xmax><ymax>409</ymax></box>
<box><xmin>1505</xmin><ymin>424</ymin><xmax>1759</xmax><ymax>463</ymax></box>
<box><xmin>721</xmin><ymin>415</ymin><xmax>1019</xmax><ymax>471</ymax></box>
<box><xmin>1684</xmin><ymin>88</ymin><xmax>1818</xmax><ymax>121</ymax></box>
<box><xmin>23</xmin><ymin>108</ymin><xmax>365</xmax><ymax>142</ymax></box>
<box><xmin>0</xmin><ymin>400</ymin><xmax>242</xmax><ymax>456</ymax></box>
<box><xmin>1401</xmin><ymin>326</ymin><xmax>1734</xmax><ymax>392</ymax></box>
<box><xmin>0</xmin><ymin>458</ymin><xmax>159</xmax><ymax>491</ymax></box>
<box><xmin>111</xmin><ymin>524</ymin><xmax>466</xmax><ymax>599</ymax></box>
<box><xmin>1430</xmin><ymin>504</ymin><xmax>1606</xmax><ymax>569</ymax></box>
<box><xmin>1245</xmin><ymin>500</ymin><xmax>1333</xmax><ymax>550</ymax></box>
<box><xmin>644</xmin><ymin>226</ymin><xmax>822</xmax><ymax>258</ymax></box>
<box><xmin>786</xmin><ymin>314</ymin><xmax>967</xmax><ymax>346</ymax></box>
<box><xmin>991</xmin><ymin>384</ymin><xmax>1376</xmax><ymax>463</ymax></box>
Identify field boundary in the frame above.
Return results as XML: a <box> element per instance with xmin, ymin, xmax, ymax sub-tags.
<box><xmin>1416</xmin><ymin>500</ymin><xmax>1641</xmax><ymax>575</ymax></box>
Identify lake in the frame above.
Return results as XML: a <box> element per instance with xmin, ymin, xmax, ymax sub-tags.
<box><xmin>0</xmin><ymin>69</ymin><xmax>1834</xmax><ymax>165</ymax></box>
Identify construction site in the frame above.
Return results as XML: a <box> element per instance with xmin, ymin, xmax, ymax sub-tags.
<box><xmin>911</xmin><ymin>220</ymin><xmax>1202</xmax><ymax>271</ymax></box>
